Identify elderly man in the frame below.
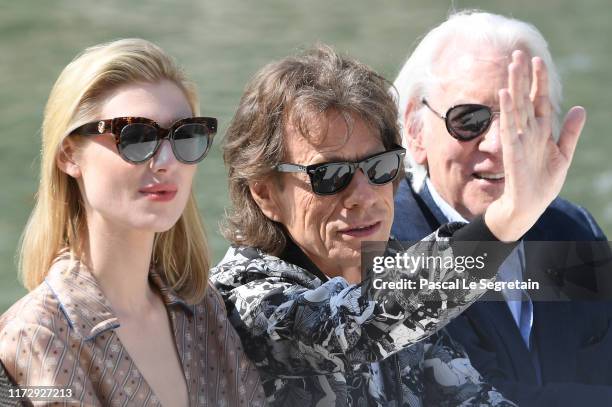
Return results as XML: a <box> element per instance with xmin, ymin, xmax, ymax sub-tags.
<box><xmin>392</xmin><ymin>10</ymin><xmax>612</xmax><ymax>407</ymax></box>
<box><xmin>211</xmin><ymin>42</ymin><xmax>582</xmax><ymax>406</ymax></box>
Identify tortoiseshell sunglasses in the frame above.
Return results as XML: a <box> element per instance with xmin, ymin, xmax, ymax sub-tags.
<box><xmin>69</xmin><ymin>116</ymin><xmax>217</xmax><ymax>164</ymax></box>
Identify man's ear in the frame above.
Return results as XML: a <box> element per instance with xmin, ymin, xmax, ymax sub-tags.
<box><xmin>249</xmin><ymin>179</ymin><xmax>282</xmax><ymax>222</ymax></box>
<box><xmin>56</xmin><ymin>138</ymin><xmax>82</xmax><ymax>178</ymax></box>
<box><xmin>403</xmin><ymin>99</ymin><xmax>428</xmax><ymax>166</ymax></box>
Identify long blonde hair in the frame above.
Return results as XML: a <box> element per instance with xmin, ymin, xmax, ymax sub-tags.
<box><xmin>19</xmin><ymin>38</ymin><xmax>210</xmax><ymax>303</ymax></box>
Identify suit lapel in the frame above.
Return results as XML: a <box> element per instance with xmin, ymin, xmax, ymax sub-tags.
<box><xmin>532</xmin><ymin>301</ymin><xmax>574</xmax><ymax>382</ymax></box>
<box><xmin>479</xmin><ymin>294</ymin><xmax>542</xmax><ymax>384</ymax></box>
<box><xmin>392</xmin><ymin>176</ymin><xmax>445</xmax><ymax>241</ymax></box>
<box><xmin>523</xmin><ymin>228</ymin><xmax>576</xmax><ymax>382</ymax></box>
<box><xmin>414</xmin><ymin>180</ymin><xmax>448</xmax><ymax>226</ymax></box>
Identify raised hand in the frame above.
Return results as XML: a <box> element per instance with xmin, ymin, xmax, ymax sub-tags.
<box><xmin>484</xmin><ymin>50</ymin><xmax>586</xmax><ymax>241</ymax></box>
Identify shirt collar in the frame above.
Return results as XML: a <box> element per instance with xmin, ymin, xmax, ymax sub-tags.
<box><xmin>425</xmin><ymin>177</ymin><xmax>468</xmax><ymax>223</ymax></box>
<box><xmin>279</xmin><ymin>238</ymin><xmax>330</xmax><ymax>282</ymax></box>
<box><xmin>424</xmin><ymin>177</ymin><xmax>527</xmax><ymax>286</ymax></box>
<box><xmin>44</xmin><ymin>253</ymin><xmax>193</xmax><ymax>341</ymax></box>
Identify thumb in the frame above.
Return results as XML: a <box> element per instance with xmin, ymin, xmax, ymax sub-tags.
<box><xmin>558</xmin><ymin>106</ymin><xmax>586</xmax><ymax>162</ymax></box>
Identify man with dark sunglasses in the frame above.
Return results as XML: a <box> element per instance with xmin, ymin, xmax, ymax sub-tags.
<box><xmin>392</xmin><ymin>10</ymin><xmax>612</xmax><ymax>407</ymax></box>
<box><xmin>210</xmin><ymin>41</ymin><xmax>583</xmax><ymax>406</ymax></box>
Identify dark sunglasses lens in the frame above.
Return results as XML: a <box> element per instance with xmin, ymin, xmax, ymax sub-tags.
<box><xmin>312</xmin><ymin>163</ymin><xmax>353</xmax><ymax>194</ymax></box>
<box><xmin>447</xmin><ymin>105</ymin><xmax>492</xmax><ymax>140</ymax></box>
<box><xmin>173</xmin><ymin>124</ymin><xmax>211</xmax><ymax>163</ymax></box>
<box><xmin>364</xmin><ymin>152</ymin><xmax>401</xmax><ymax>184</ymax></box>
<box><xmin>119</xmin><ymin>124</ymin><xmax>159</xmax><ymax>162</ymax></box>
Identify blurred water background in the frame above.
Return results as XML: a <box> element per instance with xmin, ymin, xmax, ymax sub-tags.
<box><xmin>1</xmin><ymin>0</ymin><xmax>611</xmax><ymax>311</ymax></box>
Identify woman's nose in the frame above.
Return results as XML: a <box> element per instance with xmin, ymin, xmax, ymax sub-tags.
<box><xmin>150</xmin><ymin>139</ymin><xmax>177</xmax><ymax>172</ymax></box>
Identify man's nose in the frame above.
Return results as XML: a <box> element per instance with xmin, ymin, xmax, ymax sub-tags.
<box><xmin>478</xmin><ymin>117</ymin><xmax>502</xmax><ymax>156</ymax></box>
<box><xmin>342</xmin><ymin>169</ymin><xmax>378</xmax><ymax>209</ymax></box>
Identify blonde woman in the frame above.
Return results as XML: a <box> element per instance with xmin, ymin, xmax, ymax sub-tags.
<box><xmin>0</xmin><ymin>39</ymin><xmax>264</xmax><ymax>407</ymax></box>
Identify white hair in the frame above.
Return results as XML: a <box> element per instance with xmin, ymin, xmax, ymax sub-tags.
<box><xmin>392</xmin><ymin>10</ymin><xmax>562</xmax><ymax>190</ymax></box>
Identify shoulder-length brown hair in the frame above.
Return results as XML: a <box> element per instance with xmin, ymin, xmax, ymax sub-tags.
<box><xmin>222</xmin><ymin>44</ymin><xmax>402</xmax><ymax>255</ymax></box>
<box><xmin>19</xmin><ymin>38</ymin><xmax>210</xmax><ymax>304</ymax></box>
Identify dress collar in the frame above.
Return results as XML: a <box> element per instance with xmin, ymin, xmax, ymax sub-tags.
<box><xmin>44</xmin><ymin>252</ymin><xmax>193</xmax><ymax>341</ymax></box>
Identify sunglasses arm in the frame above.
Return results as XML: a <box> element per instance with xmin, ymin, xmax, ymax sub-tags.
<box><xmin>275</xmin><ymin>163</ymin><xmax>308</xmax><ymax>173</ymax></box>
<box><xmin>421</xmin><ymin>98</ymin><xmax>446</xmax><ymax>120</ymax></box>
<box><xmin>69</xmin><ymin>119</ymin><xmax>115</xmax><ymax>137</ymax></box>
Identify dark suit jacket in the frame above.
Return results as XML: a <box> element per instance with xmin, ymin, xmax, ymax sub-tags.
<box><xmin>392</xmin><ymin>175</ymin><xmax>612</xmax><ymax>407</ymax></box>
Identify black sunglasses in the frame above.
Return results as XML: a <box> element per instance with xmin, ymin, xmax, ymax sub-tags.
<box><xmin>69</xmin><ymin>116</ymin><xmax>217</xmax><ymax>164</ymax></box>
<box><xmin>422</xmin><ymin>98</ymin><xmax>500</xmax><ymax>141</ymax></box>
<box><xmin>275</xmin><ymin>146</ymin><xmax>406</xmax><ymax>195</ymax></box>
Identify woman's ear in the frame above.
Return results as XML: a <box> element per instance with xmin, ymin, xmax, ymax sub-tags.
<box><xmin>56</xmin><ymin>138</ymin><xmax>82</xmax><ymax>178</ymax></box>
<box><xmin>403</xmin><ymin>99</ymin><xmax>428</xmax><ymax>166</ymax></box>
<box><xmin>249</xmin><ymin>179</ymin><xmax>282</xmax><ymax>222</ymax></box>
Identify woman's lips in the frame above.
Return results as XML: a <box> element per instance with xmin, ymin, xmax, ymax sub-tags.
<box><xmin>338</xmin><ymin>221</ymin><xmax>381</xmax><ymax>238</ymax></box>
<box><xmin>139</xmin><ymin>184</ymin><xmax>178</xmax><ymax>202</ymax></box>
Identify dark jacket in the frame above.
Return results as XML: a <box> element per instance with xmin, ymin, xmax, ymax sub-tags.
<box><xmin>211</xmin><ymin>222</ymin><xmax>518</xmax><ymax>406</ymax></box>
<box><xmin>392</xmin><ymin>175</ymin><xmax>612</xmax><ymax>407</ymax></box>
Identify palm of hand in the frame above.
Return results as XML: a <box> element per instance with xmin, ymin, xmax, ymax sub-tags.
<box><xmin>487</xmin><ymin>51</ymin><xmax>585</xmax><ymax>240</ymax></box>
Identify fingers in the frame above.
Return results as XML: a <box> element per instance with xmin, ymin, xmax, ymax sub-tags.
<box><xmin>508</xmin><ymin>51</ymin><xmax>535</xmax><ymax>132</ymax></box>
<box><xmin>518</xmin><ymin>51</ymin><xmax>531</xmax><ymax>98</ymax></box>
<box><xmin>521</xmin><ymin>55</ymin><xmax>536</xmax><ymax>129</ymax></box>
<box><xmin>499</xmin><ymin>88</ymin><xmax>519</xmax><ymax>164</ymax></box>
<box><xmin>558</xmin><ymin>106</ymin><xmax>586</xmax><ymax>162</ymax></box>
<box><xmin>531</xmin><ymin>57</ymin><xmax>552</xmax><ymax>120</ymax></box>
<box><xmin>508</xmin><ymin>52</ymin><xmax>527</xmax><ymax>130</ymax></box>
